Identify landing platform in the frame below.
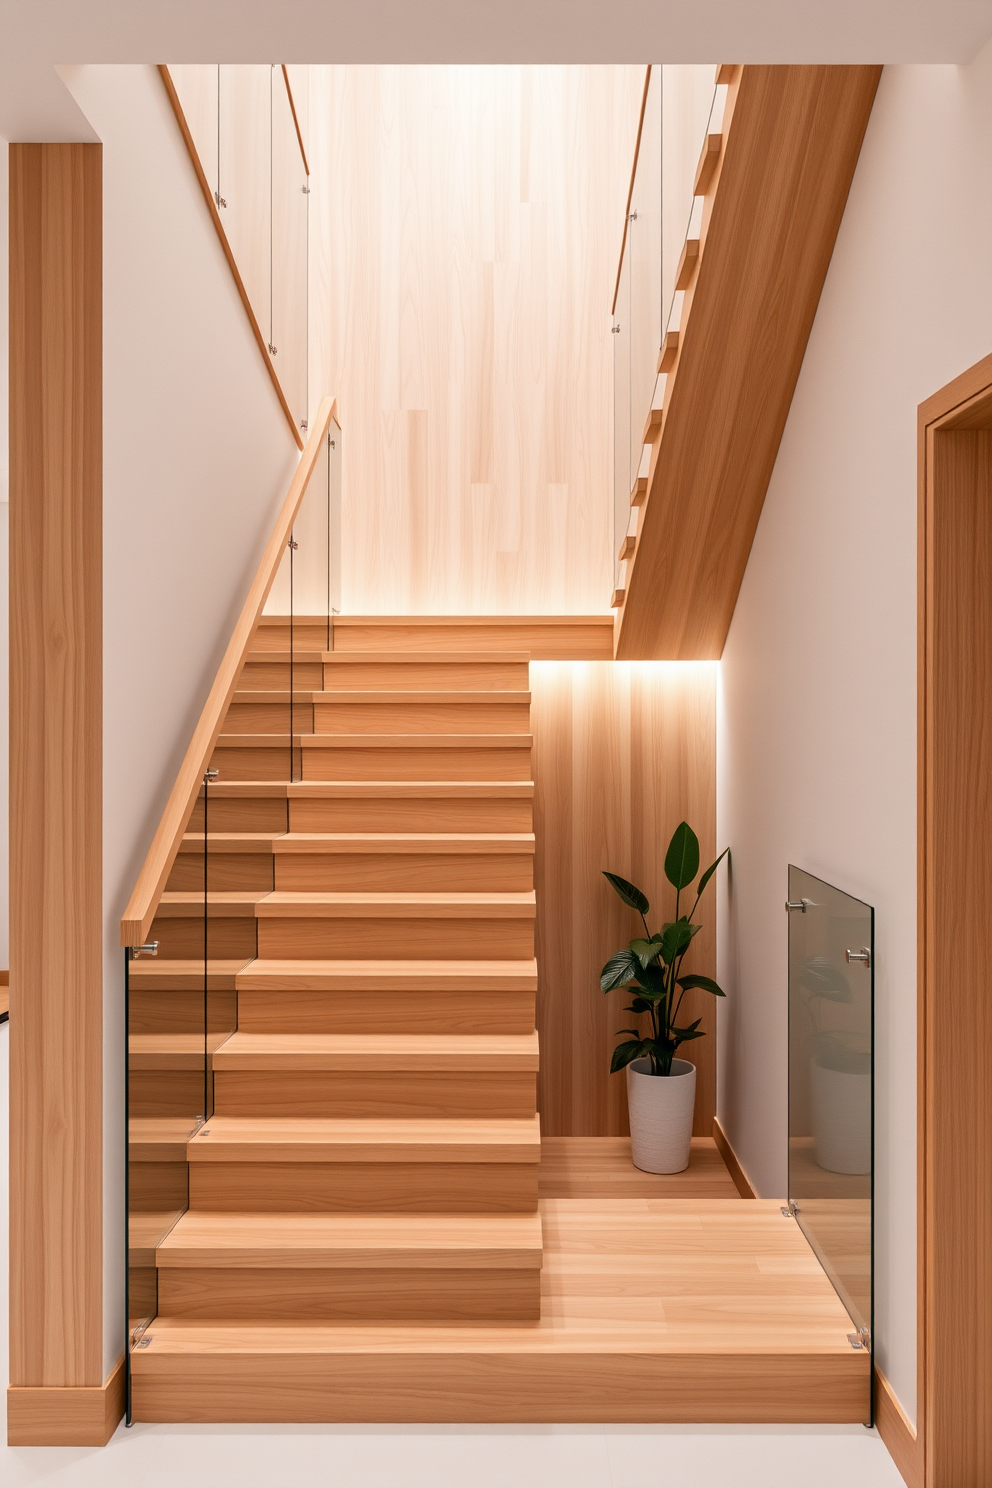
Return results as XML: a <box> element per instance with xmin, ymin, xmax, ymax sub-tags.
<box><xmin>131</xmin><ymin>1141</ymin><xmax>868</xmax><ymax>1425</ymax></box>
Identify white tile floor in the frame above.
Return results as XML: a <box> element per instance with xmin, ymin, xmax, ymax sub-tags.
<box><xmin>0</xmin><ymin>1028</ymin><xmax>906</xmax><ymax>1487</ymax></box>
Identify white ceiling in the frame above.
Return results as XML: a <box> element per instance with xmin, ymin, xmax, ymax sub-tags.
<box><xmin>2</xmin><ymin>0</ymin><xmax>992</xmax><ymax>139</ymax></box>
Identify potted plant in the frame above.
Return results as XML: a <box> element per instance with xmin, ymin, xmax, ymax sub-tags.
<box><xmin>601</xmin><ymin>821</ymin><xmax>728</xmax><ymax>1174</ymax></box>
<box><xmin>797</xmin><ymin>956</ymin><xmax>871</xmax><ymax>1176</ymax></box>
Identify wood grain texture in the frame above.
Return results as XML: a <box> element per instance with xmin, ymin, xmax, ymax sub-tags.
<box><xmin>539</xmin><ymin>1137</ymin><xmax>737</xmax><ymax>1198</ymax></box>
<box><xmin>8</xmin><ymin>144</ymin><xmax>104</xmax><ymax>1401</ymax></box>
<box><xmin>160</xmin><ymin>66</ymin><xmax>304</xmax><ymax>450</ymax></box>
<box><xmin>326</xmin><ymin>616</ymin><xmax>615</xmax><ymax>658</ymax></box>
<box><xmin>130</xmin><ymin>1201</ymin><xmax>868</xmax><ymax>1424</ymax></box>
<box><xmin>712</xmin><ymin>1117</ymin><xmax>758</xmax><ymax>1199</ymax></box>
<box><xmin>530</xmin><ymin>661</ymin><xmax>717</xmax><ymax>1136</ymax></box>
<box><xmin>875</xmin><ymin>1365</ymin><xmax>922</xmax><ymax>1488</ymax></box>
<box><xmin>120</xmin><ymin>396</ymin><xmax>337</xmax><ymax>946</ymax></box>
<box><xmin>7</xmin><ymin>1355</ymin><xmax>125</xmax><ymax>1447</ymax></box>
<box><xmin>617</xmin><ymin>66</ymin><xmax>881</xmax><ymax>659</ymax></box>
<box><xmin>918</xmin><ymin>372</ymin><xmax>992</xmax><ymax>1488</ymax></box>
<box><xmin>308</xmin><ymin>66</ymin><xmax>642</xmax><ymax>614</ymax></box>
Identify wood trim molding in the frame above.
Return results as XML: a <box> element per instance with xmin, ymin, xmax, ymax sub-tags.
<box><xmin>874</xmin><ymin>1366</ymin><xmax>921</xmax><ymax>1488</ymax></box>
<box><xmin>917</xmin><ymin>358</ymin><xmax>992</xmax><ymax>1487</ymax></box>
<box><xmin>7</xmin><ymin>1356</ymin><xmax>126</xmax><ymax>1447</ymax></box>
<box><xmin>712</xmin><ymin>1117</ymin><xmax>756</xmax><ymax>1198</ymax></box>
<box><xmin>119</xmin><ymin>395</ymin><xmax>338</xmax><ymax>946</ymax></box>
<box><xmin>8</xmin><ymin>143</ymin><xmax>105</xmax><ymax>1415</ymax></box>
<box><xmin>616</xmin><ymin>65</ymin><xmax>881</xmax><ymax>659</ymax></box>
<box><xmin>158</xmin><ymin>65</ymin><xmax>305</xmax><ymax>452</ymax></box>
<box><xmin>281</xmin><ymin>65</ymin><xmax>310</xmax><ymax>177</ymax></box>
<box><xmin>322</xmin><ymin>615</ymin><xmax>616</xmax><ymax>660</ymax></box>
<box><xmin>611</xmin><ymin>65</ymin><xmax>652</xmax><ymax>318</ymax></box>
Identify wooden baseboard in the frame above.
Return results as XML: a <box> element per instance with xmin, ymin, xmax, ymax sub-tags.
<box><xmin>874</xmin><ymin>1366</ymin><xmax>921</xmax><ymax>1488</ymax></box>
<box><xmin>712</xmin><ymin>1117</ymin><xmax>757</xmax><ymax>1198</ymax></box>
<box><xmin>7</xmin><ymin>1354</ymin><xmax>125</xmax><ymax>1446</ymax></box>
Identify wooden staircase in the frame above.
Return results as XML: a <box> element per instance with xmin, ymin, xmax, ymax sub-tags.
<box><xmin>129</xmin><ymin>629</ymin><xmax>544</xmax><ymax>1372</ymax></box>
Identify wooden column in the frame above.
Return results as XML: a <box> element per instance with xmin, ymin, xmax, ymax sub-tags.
<box><xmin>6</xmin><ymin>144</ymin><xmax>120</xmax><ymax>1446</ymax></box>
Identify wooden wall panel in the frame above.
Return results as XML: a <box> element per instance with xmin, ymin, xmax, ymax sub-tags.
<box><xmin>531</xmin><ymin>661</ymin><xmax>717</xmax><ymax>1136</ymax></box>
<box><xmin>308</xmin><ymin>65</ymin><xmax>642</xmax><ymax>615</ymax></box>
<box><xmin>8</xmin><ymin>145</ymin><xmax>104</xmax><ymax>1395</ymax></box>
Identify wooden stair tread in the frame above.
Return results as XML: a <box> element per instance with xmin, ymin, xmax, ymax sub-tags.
<box><xmin>130</xmin><ymin>1116</ymin><xmax>204</xmax><ymax>1160</ymax></box>
<box><xmin>254</xmin><ymin>892</ymin><xmax>536</xmax><ymax>918</ymax></box>
<box><xmin>128</xmin><ymin>957</ymin><xmax>254</xmax><ymax>990</ymax></box>
<box><xmin>180</xmin><ymin>833</ymin><xmax>284</xmax><ymax>852</ymax></box>
<box><xmin>246</xmin><ymin>650</ymin><xmax>325</xmax><ymax>664</ymax></box>
<box><xmin>157</xmin><ymin>891</ymin><xmax>268</xmax><ymax>916</ymax></box>
<box><xmin>202</xmin><ymin>781</ymin><xmax>535</xmax><ymax>798</ymax></box>
<box><xmin>322</xmin><ymin>652</ymin><xmax>532</xmax><ymax>665</ymax></box>
<box><xmin>236</xmin><ymin>958</ymin><xmax>538</xmax><ymax>990</ymax></box>
<box><xmin>271</xmin><ymin>832</ymin><xmax>535</xmax><ymax>854</ymax></box>
<box><xmin>213</xmin><ymin>1031</ymin><xmax>540</xmax><ymax>1071</ymax></box>
<box><xmin>299</xmin><ymin>734</ymin><xmax>533</xmax><ymax>749</ymax></box>
<box><xmin>128</xmin><ymin>1032</ymin><xmax>232</xmax><ymax>1068</ymax></box>
<box><xmin>156</xmin><ymin>1211</ymin><xmax>543</xmax><ymax>1268</ymax></box>
<box><xmin>187</xmin><ymin>1114</ymin><xmax>542</xmax><ymax>1163</ymax></box>
<box><xmin>312</xmin><ymin>691</ymin><xmax>531</xmax><ymax>704</ymax></box>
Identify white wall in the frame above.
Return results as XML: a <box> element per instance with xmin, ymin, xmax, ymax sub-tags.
<box><xmin>57</xmin><ymin>65</ymin><xmax>300</xmax><ymax>1377</ymax></box>
<box><xmin>716</xmin><ymin>48</ymin><xmax>992</xmax><ymax>1426</ymax></box>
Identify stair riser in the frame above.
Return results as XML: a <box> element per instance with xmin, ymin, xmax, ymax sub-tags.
<box><xmin>129</xmin><ymin>1162</ymin><xmax>189</xmax><ymax>1211</ymax></box>
<box><xmin>256</xmin><ymin>916</ymin><xmax>534</xmax><ymax>960</ymax></box>
<box><xmin>188</xmin><ymin>1161</ymin><xmax>539</xmax><ymax>1213</ymax></box>
<box><xmin>155</xmin><ymin>1267</ymin><xmax>540</xmax><ymax>1322</ymax></box>
<box><xmin>289</xmin><ymin>799</ymin><xmax>533</xmax><ymax>833</ymax></box>
<box><xmin>272</xmin><ymin>853</ymin><xmax>533</xmax><ymax>894</ymax></box>
<box><xmin>313</xmin><ymin>703</ymin><xmax>530</xmax><ymax>735</ymax></box>
<box><xmin>168</xmin><ymin>855</ymin><xmax>274</xmax><ymax>893</ymax></box>
<box><xmin>189</xmin><ymin>798</ymin><xmax>289</xmax><ymax>833</ymax></box>
<box><xmin>226</xmin><ymin>703</ymin><xmax>314</xmax><ymax>734</ymax></box>
<box><xmin>150</xmin><ymin>917</ymin><xmax>257</xmax><ymax>960</ymax></box>
<box><xmin>251</xmin><ymin>621</ymin><xmax>328</xmax><ymax>651</ymax></box>
<box><xmin>236</xmin><ymin>989</ymin><xmax>537</xmax><ymax>1036</ymax></box>
<box><xmin>129</xmin><ymin>990</ymin><xmax>237</xmax><ymax>1036</ymax></box>
<box><xmin>323</xmin><ymin>662</ymin><xmax>529</xmax><ymax>689</ymax></box>
<box><xmin>213</xmin><ymin>1071</ymin><xmax>537</xmax><ymax>1120</ymax></box>
<box><xmin>241</xmin><ymin>661</ymin><xmax>323</xmax><ymax>690</ymax></box>
<box><xmin>129</xmin><ymin>1072</ymin><xmax>211</xmax><ymax>1119</ymax></box>
<box><xmin>301</xmin><ymin>746</ymin><xmax>531</xmax><ymax>782</ymax></box>
<box><xmin>210</xmin><ymin>746</ymin><xmax>300</xmax><ymax>782</ymax></box>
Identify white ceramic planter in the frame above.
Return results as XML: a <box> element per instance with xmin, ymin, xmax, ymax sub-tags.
<box><xmin>810</xmin><ymin>1058</ymin><xmax>871</xmax><ymax>1175</ymax></box>
<box><xmin>626</xmin><ymin>1056</ymin><xmax>697</xmax><ymax>1174</ymax></box>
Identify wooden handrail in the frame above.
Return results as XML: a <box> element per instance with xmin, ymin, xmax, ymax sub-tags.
<box><xmin>119</xmin><ymin>394</ymin><xmax>338</xmax><ymax>946</ymax></box>
<box><xmin>611</xmin><ymin>65</ymin><xmax>652</xmax><ymax>319</ymax></box>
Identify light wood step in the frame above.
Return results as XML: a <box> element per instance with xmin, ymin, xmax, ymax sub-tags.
<box><xmin>189</xmin><ymin>781</ymin><xmax>534</xmax><ymax>834</ymax></box>
<box><xmin>253</xmin><ymin>891</ymin><xmax>536</xmax><ymax>959</ymax></box>
<box><xmin>251</xmin><ymin>618</ymin><xmax>330</xmax><ymax>651</ymax></box>
<box><xmin>271</xmin><ymin>832</ymin><xmax>534</xmax><ymax>892</ymax></box>
<box><xmin>127</xmin><ymin>957</ymin><xmax>245</xmax><ymax>1036</ymax></box>
<box><xmin>240</xmin><ymin>652</ymin><xmax>324</xmax><ymax>691</ymax></box>
<box><xmin>153</xmin><ymin>1210</ymin><xmax>543</xmax><ymax>1322</ymax></box>
<box><xmin>225</xmin><ymin>696</ymin><xmax>314</xmax><ymax>734</ymax></box>
<box><xmin>209</xmin><ymin>733</ymin><xmax>533</xmax><ymax>783</ymax></box>
<box><xmin>211</xmin><ymin>1032</ymin><xmax>539</xmax><ymax>1119</ymax></box>
<box><xmin>150</xmin><ymin>892</ymin><xmax>261</xmax><ymax>959</ymax></box>
<box><xmin>186</xmin><ymin>1115</ymin><xmax>542</xmax><ymax>1214</ymax></box>
<box><xmin>311</xmin><ymin>692</ymin><xmax>531</xmax><ymax>736</ymax></box>
<box><xmin>169</xmin><ymin>834</ymin><xmax>278</xmax><ymax>893</ymax></box>
<box><xmin>234</xmin><ymin>957</ymin><xmax>537</xmax><ymax>1035</ymax></box>
<box><xmin>321</xmin><ymin>653</ymin><xmax>530</xmax><ymax>690</ymax></box>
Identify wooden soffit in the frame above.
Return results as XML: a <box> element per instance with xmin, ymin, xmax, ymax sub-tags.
<box><xmin>616</xmin><ymin>65</ymin><xmax>881</xmax><ymax>660</ymax></box>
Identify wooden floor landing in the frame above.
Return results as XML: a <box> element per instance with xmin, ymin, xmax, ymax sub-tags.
<box><xmin>131</xmin><ymin>1138</ymin><xmax>868</xmax><ymax>1425</ymax></box>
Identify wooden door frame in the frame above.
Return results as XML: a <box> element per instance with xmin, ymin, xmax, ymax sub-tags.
<box><xmin>911</xmin><ymin>350</ymin><xmax>992</xmax><ymax>1488</ymax></box>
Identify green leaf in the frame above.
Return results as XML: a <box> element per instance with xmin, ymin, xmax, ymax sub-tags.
<box><xmin>676</xmin><ymin>973</ymin><xmax>727</xmax><ymax>997</ymax></box>
<box><xmin>630</xmin><ymin>937</ymin><xmax>663</xmax><ymax>969</ymax></box>
<box><xmin>695</xmin><ymin>846</ymin><xmax>729</xmax><ymax>899</ymax></box>
<box><xmin>602</xmin><ymin>871</ymin><xmax>650</xmax><ymax>916</ymax></box>
<box><xmin>664</xmin><ymin>821</ymin><xmax>700</xmax><ymax>891</ymax></box>
<box><xmin>798</xmin><ymin>955</ymin><xmax>853</xmax><ymax>1002</ymax></box>
<box><xmin>600</xmin><ymin>949</ymin><xmax>639</xmax><ymax>993</ymax></box>
<box><xmin>659</xmin><ymin>918</ymin><xmax>699</xmax><ymax>965</ymax></box>
<box><xmin>610</xmin><ymin>1040</ymin><xmax>647</xmax><ymax>1074</ymax></box>
<box><xmin>625</xmin><ymin>996</ymin><xmax>653</xmax><ymax>1014</ymax></box>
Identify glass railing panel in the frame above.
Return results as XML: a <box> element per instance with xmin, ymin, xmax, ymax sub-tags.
<box><xmin>627</xmin><ymin>66</ymin><xmax>662</xmax><ymax>490</ymax></box>
<box><xmin>661</xmin><ymin>65</ymin><xmax>721</xmax><ymax>339</ymax></box>
<box><xmin>612</xmin><ymin>244</ymin><xmax>631</xmax><ymax>592</ymax></box>
<box><xmin>272</xmin><ymin>67</ymin><xmax>309</xmax><ymax>437</ymax></box>
<box><xmin>218</xmin><ymin>63</ymin><xmax>273</xmax><ymax>346</ymax></box>
<box><xmin>787</xmin><ymin>865</ymin><xmax>874</xmax><ymax>1380</ymax></box>
<box><xmin>167</xmin><ymin>64</ymin><xmax>219</xmax><ymax>200</ymax></box>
